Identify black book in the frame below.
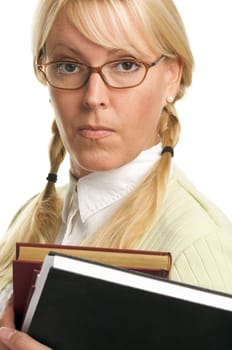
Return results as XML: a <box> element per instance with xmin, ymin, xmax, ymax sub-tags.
<box><xmin>22</xmin><ymin>252</ymin><xmax>232</xmax><ymax>350</ymax></box>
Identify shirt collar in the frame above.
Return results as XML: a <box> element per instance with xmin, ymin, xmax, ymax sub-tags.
<box><xmin>62</xmin><ymin>143</ymin><xmax>163</xmax><ymax>224</ymax></box>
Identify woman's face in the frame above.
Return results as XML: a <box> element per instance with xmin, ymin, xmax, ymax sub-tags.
<box><xmin>46</xmin><ymin>10</ymin><xmax>182</xmax><ymax>178</ymax></box>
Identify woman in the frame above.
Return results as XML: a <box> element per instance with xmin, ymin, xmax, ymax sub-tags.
<box><xmin>0</xmin><ymin>0</ymin><xmax>232</xmax><ymax>348</ymax></box>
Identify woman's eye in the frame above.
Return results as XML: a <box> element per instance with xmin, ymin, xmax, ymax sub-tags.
<box><xmin>56</xmin><ymin>62</ymin><xmax>80</xmax><ymax>74</ymax></box>
<box><xmin>115</xmin><ymin>61</ymin><xmax>141</xmax><ymax>72</ymax></box>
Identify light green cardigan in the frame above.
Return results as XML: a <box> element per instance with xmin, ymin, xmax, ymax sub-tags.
<box><xmin>1</xmin><ymin>166</ymin><xmax>232</xmax><ymax>312</ymax></box>
<box><xmin>138</xmin><ymin>167</ymin><xmax>232</xmax><ymax>294</ymax></box>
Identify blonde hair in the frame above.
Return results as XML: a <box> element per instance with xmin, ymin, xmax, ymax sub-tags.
<box><xmin>0</xmin><ymin>0</ymin><xmax>194</xmax><ymax>290</ymax></box>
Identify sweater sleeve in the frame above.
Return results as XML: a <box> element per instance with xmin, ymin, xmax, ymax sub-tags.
<box><xmin>169</xmin><ymin>227</ymin><xmax>232</xmax><ymax>294</ymax></box>
<box><xmin>0</xmin><ymin>283</ymin><xmax>12</xmax><ymax>318</ymax></box>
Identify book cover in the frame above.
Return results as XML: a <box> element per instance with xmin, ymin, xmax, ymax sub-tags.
<box><xmin>13</xmin><ymin>260</ymin><xmax>42</xmax><ymax>329</ymax></box>
<box><xmin>15</xmin><ymin>242</ymin><xmax>171</xmax><ymax>273</ymax></box>
<box><xmin>22</xmin><ymin>253</ymin><xmax>232</xmax><ymax>350</ymax></box>
<box><xmin>13</xmin><ymin>242</ymin><xmax>171</xmax><ymax>329</ymax></box>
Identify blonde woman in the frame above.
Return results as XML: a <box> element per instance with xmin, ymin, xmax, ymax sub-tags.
<box><xmin>0</xmin><ymin>0</ymin><xmax>232</xmax><ymax>348</ymax></box>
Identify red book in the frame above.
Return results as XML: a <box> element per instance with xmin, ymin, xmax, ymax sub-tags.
<box><xmin>13</xmin><ymin>242</ymin><xmax>171</xmax><ymax>329</ymax></box>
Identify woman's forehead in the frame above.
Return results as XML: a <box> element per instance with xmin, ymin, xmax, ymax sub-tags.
<box><xmin>45</xmin><ymin>6</ymin><xmax>159</xmax><ymax>59</ymax></box>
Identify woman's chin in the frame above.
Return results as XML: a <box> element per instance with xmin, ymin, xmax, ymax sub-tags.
<box><xmin>71</xmin><ymin>158</ymin><xmax>120</xmax><ymax>178</ymax></box>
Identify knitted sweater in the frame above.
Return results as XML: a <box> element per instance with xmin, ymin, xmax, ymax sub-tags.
<box><xmin>137</xmin><ymin>167</ymin><xmax>232</xmax><ymax>293</ymax></box>
<box><xmin>0</xmin><ymin>167</ymin><xmax>232</xmax><ymax>315</ymax></box>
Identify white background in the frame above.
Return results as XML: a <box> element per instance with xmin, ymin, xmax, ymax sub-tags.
<box><xmin>0</xmin><ymin>1</ymin><xmax>231</xmax><ymax>238</ymax></box>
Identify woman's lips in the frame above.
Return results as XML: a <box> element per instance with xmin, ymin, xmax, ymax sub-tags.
<box><xmin>78</xmin><ymin>126</ymin><xmax>114</xmax><ymax>140</ymax></box>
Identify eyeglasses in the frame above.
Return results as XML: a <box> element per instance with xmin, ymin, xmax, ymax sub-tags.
<box><xmin>36</xmin><ymin>55</ymin><xmax>165</xmax><ymax>90</ymax></box>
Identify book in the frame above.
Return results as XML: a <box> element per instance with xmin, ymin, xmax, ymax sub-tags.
<box><xmin>13</xmin><ymin>260</ymin><xmax>42</xmax><ymax>329</ymax></box>
<box><xmin>15</xmin><ymin>242</ymin><xmax>171</xmax><ymax>273</ymax></box>
<box><xmin>22</xmin><ymin>252</ymin><xmax>232</xmax><ymax>350</ymax></box>
<box><xmin>13</xmin><ymin>242</ymin><xmax>171</xmax><ymax>329</ymax></box>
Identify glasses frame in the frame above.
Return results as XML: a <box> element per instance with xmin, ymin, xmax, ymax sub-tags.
<box><xmin>36</xmin><ymin>55</ymin><xmax>165</xmax><ymax>90</ymax></box>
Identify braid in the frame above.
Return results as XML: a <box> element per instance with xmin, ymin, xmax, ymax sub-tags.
<box><xmin>159</xmin><ymin>104</ymin><xmax>180</xmax><ymax>148</ymax></box>
<box><xmin>31</xmin><ymin>120</ymin><xmax>66</xmax><ymax>243</ymax></box>
<box><xmin>153</xmin><ymin>104</ymin><xmax>180</xmax><ymax>206</ymax></box>
<box><xmin>0</xmin><ymin>120</ymin><xmax>66</xmax><ymax>289</ymax></box>
<box><xmin>42</xmin><ymin>120</ymin><xmax>66</xmax><ymax>199</ymax></box>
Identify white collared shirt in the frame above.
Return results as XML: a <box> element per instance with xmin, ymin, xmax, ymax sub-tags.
<box><xmin>57</xmin><ymin>143</ymin><xmax>165</xmax><ymax>245</ymax></box>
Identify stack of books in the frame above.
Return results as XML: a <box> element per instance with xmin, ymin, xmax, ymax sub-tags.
<box><xmin>13</xmin><ymin>242</ymin><xmax>171</xmax><ymax>328</ymax></box>
<box><xmin>13</xmin><ymin>242</ymin><xmax>232</xmax><ymax>349</ymax></box>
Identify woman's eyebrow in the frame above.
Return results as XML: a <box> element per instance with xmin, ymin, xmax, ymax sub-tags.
<box><xmin>49</xmin><ymin>43</ymin><xmax>130</xmax><ymax>58</ymax></box>
<box><xmin>49</xmin><ymin>43</ymin><xmax>84</xmax><ymax>57</ymax></box>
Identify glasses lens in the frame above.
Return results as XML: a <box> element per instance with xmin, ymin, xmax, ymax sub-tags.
<box><xmin>102</xmin><ymin>60</ymin><xmax>146</xmax><ymax>88</ymax></box>
<box><xmin>46</xmin><ymin>62</ymin><xmax>88</xmax><ymax>89</ymax></box>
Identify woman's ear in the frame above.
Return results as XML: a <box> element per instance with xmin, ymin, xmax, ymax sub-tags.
<box><xmin>165</xmin><ymin>58</ymin><xmax>184</xmax><ymax>101</ymax></box>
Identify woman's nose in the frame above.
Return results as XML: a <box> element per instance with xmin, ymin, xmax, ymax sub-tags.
<box><xmin>82</xmin><ymin>73</ymin><xmax>109</xmax><ymax>109</ymax></box>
